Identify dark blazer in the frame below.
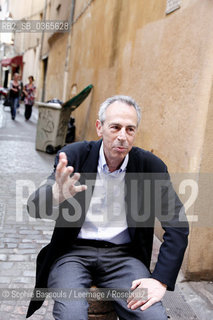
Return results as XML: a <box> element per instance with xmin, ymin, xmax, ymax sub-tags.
<box><xmin>26</xmin><ymin>140</ymin><xmax>189</xmax><ymax>318</ymax></box>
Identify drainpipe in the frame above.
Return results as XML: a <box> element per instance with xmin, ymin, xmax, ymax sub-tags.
<box><xmin>62</xmin><ymin>0</ymin><xmax>76</xmax><ymax>102</ymax></box>
<box><xmin>40</xmin><ymin>0</ymin><xmax>47</xmax><ymax>60</ymax></box>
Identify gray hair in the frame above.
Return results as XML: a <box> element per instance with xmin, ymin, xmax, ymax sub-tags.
<box><xmin>98</xmin><ymin>95</ymin><xmax>141</xmax><ymax>127</ymax></box>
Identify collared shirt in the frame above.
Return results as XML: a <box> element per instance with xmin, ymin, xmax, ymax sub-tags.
<box><xmin>78</xmin><ymin>143</ymin><xmax>131</xmax><ymax>244</ymax></box>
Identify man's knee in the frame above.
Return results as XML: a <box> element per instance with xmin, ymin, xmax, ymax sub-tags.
<box><xmin>53</xmin><ymin>299</ymin><xmax>89</xmax><ymax>320</ymax></box>
<box><xmin>139</xmin><ymin>301</ymin><xmax>167</xmax><ymax>320</ymax></box>
<box><xmin>114</xmin><ymin>300</ymin><xmax>167</xmax><ymax>320</ymax></box>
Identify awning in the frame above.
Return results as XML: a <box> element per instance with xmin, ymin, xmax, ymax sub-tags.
<box><xmin>1</xmin><ymin>55</ymin><xmax>23</xmax><ymax>67</ymax></box>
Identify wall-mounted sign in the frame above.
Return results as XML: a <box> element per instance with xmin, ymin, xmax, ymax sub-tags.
<box><xmin>166</xmin><ymin>0</ymin><xmax>181</xmax><ymax>15</ymax></box>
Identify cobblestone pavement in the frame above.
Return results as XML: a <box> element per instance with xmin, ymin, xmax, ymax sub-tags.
<box><xmin>0</xmin><ymin>103</ymin><xmax>55</xmax><ymax>319</ymax></box>
<box><xmin>0</xmin><ymin>103</ymin><xmax>212</xmax><ymax>319</ymax></box>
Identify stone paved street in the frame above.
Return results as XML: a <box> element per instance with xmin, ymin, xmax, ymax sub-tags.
<box><xmin>0</xmin><ymin>102</ymin><xmax>212</xmax><ymax>319</ymax></box>
<box><xmin>0</xmin><ymin>103</ymin><xmax>55</xmax><ymax>319</ymax></box>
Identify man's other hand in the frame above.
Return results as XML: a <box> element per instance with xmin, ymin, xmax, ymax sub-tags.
<box><xmin>127</xmin><ymin>278</ymin><xmax>167</xmax><ymax>311</ymax></box>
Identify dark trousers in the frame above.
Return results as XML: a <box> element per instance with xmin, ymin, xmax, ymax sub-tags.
<box><xmin>10</xmin><ymin>97</ymin><xmax>19</xmax><ymax>119</ymax></box>
<box><xmin>47</xmin><ymin>244</ymin><xmax>167</xmax><ymax>320</ymax></box>
<box><xmin>24</xmin><ymin>104</ymin><xmax>33</xmax><ymax>120</ymax></box>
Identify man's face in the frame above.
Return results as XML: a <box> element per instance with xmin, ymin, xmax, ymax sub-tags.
<box><xmin>96</xmin><ymin>101</ymin><xmax>138</xmax><ymax>169</ymax></box>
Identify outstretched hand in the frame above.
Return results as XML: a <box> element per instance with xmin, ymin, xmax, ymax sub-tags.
<box><xmin>127</xmin><ymin>278</ymin><xmax>167</xmax><ymax>311</ymax></box>
<box><xmin>52</xmin><ymin>152</ymin><xmax>87</xmax><ymax>205</ymax></box>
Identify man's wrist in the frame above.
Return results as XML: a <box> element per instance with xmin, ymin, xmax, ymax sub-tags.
<box><xmin>160</xmin><ymin>282</ymin><xmax>167</xmax><ymax>289</ymax></box>
<box><xmin>152</xmin><ymin>277</ymin><xmax>167</xmax><ymax>289</ymax></box>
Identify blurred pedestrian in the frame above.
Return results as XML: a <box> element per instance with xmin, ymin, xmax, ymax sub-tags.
<box><xmin>9</xmin><ymin>73</ymin><xmax>21</xmax><ymax>120</ymax></box>
<box><xmin>22</xmin><ymin>76</ymin><xmax>36</xmax><ymax>120</ymax></box>
<box><xmin>18</xmin><ymin>74</ymin><xmax>24</xmax><ymax>110</ymax></box>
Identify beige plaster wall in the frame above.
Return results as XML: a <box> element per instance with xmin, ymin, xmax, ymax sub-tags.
<box><xmin>22</xmin><ymin>48</ymin><xmax>36</xmax><ymax>84</ymax></box>
<box><xmin>9</xmin><ymin>0</ymin><xmax>44</xmax><ymax>20</ymax></box>
<box><xmin>10</xmin><ymin>0</ymin><xmax>43</xmax><ymax>55</ymax></box>
<box><xmin>66</xmin><ymin>0</ymin><xmax>213</xmax><ymax>172</ymax></box>
<box><xmin>63</xmin><ymin>0</ymin><xmax>213</xmax><ymax>278</ymax></box>
<box><xmin>68</xmin><ymin>0</ymin><xmax>167</xmax><ymax>142</ymax></box>
<box><xmin>49</xmin><ymin>0</ymin><xmax>72</xmax><ymax>21</ymax></box>
<box><xmin>45</xmin><ymin>33</ymin><xmax>69</xmax><ymax>101</ymax></box>
<box><xmin>184</xmin><ymin>79</ymin><xmax>213</xmax><ymax>279</ymax></box>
